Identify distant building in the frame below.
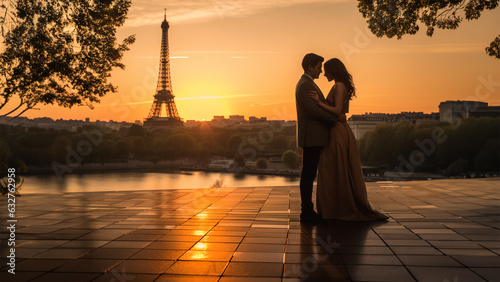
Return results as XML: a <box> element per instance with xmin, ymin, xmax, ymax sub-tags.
<box><xmin>229</xmin><ymin>115</ymin><xmax>245</xmax><ymax>122</ymax></box>
<box><xmin>269</xmin><ymin>120</ymin><xmax>288</xmax><ymax>129</ymax></box>
<box><xmin>33</xmin><ymin>117</ymin><xmax>54</xmax><ymax>123</ymax></box>
<box><xmin>208</xmin><ymin>159</ymin><xmax>235</xmax><ymax>169</ymax></box>
<box><xmin>209</xmin><ymin>116</ymin><xmax>227</xmax><ymax>128</ymax></box>
<box><xmin>249</xmin><ymin>116</ymin><xmax>267</xmax><ymax>123</ymax></box>
<box><xmin>348</xmin><ymin>112</ymin><xmax>439</xmax><ymax>139</ymax></box>
<box><xmin>184</xmin><ymin>120</ymin><xmax>200</xmax><ymax>128</ymax></box>
<box><xmin>207</xmin><ymin>115</ymin><xmax>246</xmax><ymax>127</ymax></box>
<box><xmin>0</xmin><ymin>116</ymin><xmax>136</xmax><ymax>132</ymax></box>
<box><xmin>212</xmin><ymin>116</ymin><xmax>225</xmax><ymax>122</ymax></box>
<box><xmin>439</xmin><ymin>100</ymin><xmax>488</xmax><ymax>123</ymax></box>
<box><xmin>348</xmin><ymin>114</ymin><xmax>387</xmax><ymax>140</ymax></box>
<box><xmin>469</xmin><ymin>105</ymin><xmax>500</xmax><ymax>119</ymax></box>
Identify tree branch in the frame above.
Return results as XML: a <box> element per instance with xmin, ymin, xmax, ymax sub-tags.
<box><xmin>0</xmin><ymin>95</ymin><xmax>10</xmax><ymax>111</ymax></box>
<box><xmin>0</xmin><ymin>99</ymin><xmax>27</xmax><ymax>117</ymax></box>
<box><xmin>0</xmin><ymin>0</ymin><xmax>15</xmax><ymax>36</ymax></box>
<box><xmin>10</xmin><ymin>104</ymin><xmax>33</xmax><ymax>120</ymax></box>
<box><xmin>435</xmin><ymin>0</ymin><xmax>466</xmax><ymax>21</ymax></box>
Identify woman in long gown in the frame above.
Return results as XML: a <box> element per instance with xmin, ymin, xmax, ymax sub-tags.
<box><xmin>309</xmin><ymin>58</ymin><xmax>388</xmax><ymax>221</ymax></box>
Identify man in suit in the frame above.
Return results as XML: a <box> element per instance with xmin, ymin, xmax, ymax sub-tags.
<box><xmin>295</xmin><ymin>53</ymin><xmax>342</xmax><ymax>223</ymax></box>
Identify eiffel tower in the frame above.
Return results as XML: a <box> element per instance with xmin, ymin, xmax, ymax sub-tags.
<box><xmin>144</xmin><ymin>9</ymin><xmax>183</xmax><ymax>128</ymax></box>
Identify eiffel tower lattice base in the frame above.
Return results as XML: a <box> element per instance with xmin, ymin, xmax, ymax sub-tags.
<box><xmin>143</xmin><ymin>10</ymin><xmax>184</xmax><ymax>129</ymax></box>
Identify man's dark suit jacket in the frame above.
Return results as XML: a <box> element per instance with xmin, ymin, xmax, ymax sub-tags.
<box><xmin>295</xmin><ymin>74</ymin><xmax>338</xmax><ymax>148</ymax></box>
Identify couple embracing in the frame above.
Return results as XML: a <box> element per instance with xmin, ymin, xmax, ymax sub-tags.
<box><xmin>295</xmin><ymin>53</ymin><xmax>388</xmax><ymax>223</ymax></box>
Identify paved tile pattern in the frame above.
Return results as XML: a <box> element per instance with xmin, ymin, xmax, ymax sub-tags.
<box><xmin>1</xmin><ymin>178</ymin><xmax>499</xmax><ymax>281</ymax></box>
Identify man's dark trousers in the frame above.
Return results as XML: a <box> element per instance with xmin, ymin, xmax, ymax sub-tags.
<box><xmin>300</xmin><ymin>146</ymin><xmax>323</xmax><ymax>214</ymax></box>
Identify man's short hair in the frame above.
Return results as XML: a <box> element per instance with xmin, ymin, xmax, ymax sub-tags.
<box><xmin>302</xmin><ymin>53</ymin><xmax>324</xmax><ymax>72</ymax></box>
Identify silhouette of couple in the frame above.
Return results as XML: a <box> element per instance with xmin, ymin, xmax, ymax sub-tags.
<box><xmin>295</xmin><ymin>53</ymin><xmax>388</xmax><ymax>223</ymax></box>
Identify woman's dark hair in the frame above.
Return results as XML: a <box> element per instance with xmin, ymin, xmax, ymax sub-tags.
<box><xmin>301</xmin><ymin>53</ymin><xmax>324</xmax><ymax>72</ymax></box>
<box><xmin>324</xmin><ymin>58</ymin><xmax>356</xmax><ymax>99</ymax></box>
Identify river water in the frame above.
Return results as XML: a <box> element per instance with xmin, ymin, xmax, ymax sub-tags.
<box><xmin>20</xmin><ymin>171</ymin><xmax>300</xmax><ymax>194</ymax></box>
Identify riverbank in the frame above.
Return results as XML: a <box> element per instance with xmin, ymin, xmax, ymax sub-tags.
<box><xmin>16</xmin><ymin>170</ymin><xmax>301</xmax><ymax>194</ymax></box>
<box><xmin>25</xmin><ymin>160</ymin><xmax>302</xmax><ymax>178</ymax></box>
<box><xmin>22</xmin><ymin>161</ymin><xmax>498</xmax><ymax>183</ymax></box>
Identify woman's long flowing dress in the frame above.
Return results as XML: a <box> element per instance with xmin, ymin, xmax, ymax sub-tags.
<box><xmin>316</xmin><ymin>87</ymin><xmax>388</xmax><ymax>221</ymax></box>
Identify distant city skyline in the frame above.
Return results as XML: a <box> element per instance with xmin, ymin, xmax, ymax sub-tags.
<box><xmin>12</xmin><ymin>99</ymin><xmax>497</xmax><ymax>124</ymax></box>
<box><xmin>11</xmin><ymin>1</ymin><xmax>500</xmax><ymax>122</ymax></box>
<box><xmin>3</xmin><ymin>99</ymin><xmax>497</xmax><ymax>141</ymax></box>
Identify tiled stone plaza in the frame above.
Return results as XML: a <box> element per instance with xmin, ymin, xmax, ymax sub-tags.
<box><xmin>1</xmin><ymin>178</ymin><xmax>499</xmax><ymax>281</ymax></box>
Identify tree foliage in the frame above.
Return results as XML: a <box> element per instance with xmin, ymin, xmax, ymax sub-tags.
<box><xmin>358</xmin><ymin>117</ymin><xmax>500</xmax><ymax>175</ymax></box>
<box><xmin>0</xmin><ymin>123</ymin><xmax>299</xmax><ymax>172</ymax></box>
<box><xmin>256</xmin><ymin>158</ymin><xmax>268</xmax><ymax>169</ymax></box>
<box><xmin>282</xmin><ymin>150</ymin><xmax>301</xmax><ymax>171</ymax></box>
<box><xmin>357</xmin><ymin>0</ymin><xmax>500</xmax><ymax>59</ymax></box>
<box><xmin>486</xmin><ymin>35</ymin><xmax>500</xmax><ymax>58</ymax></box>
<box><xmin>234</xmin><ymin>152</ymin><xmax>246</xmax><ymax>168</ymax></box>
<box><xmin>0</xmin><ymin>0</ymin><xmax>135</xmax><ymax>117</ymax></box>
<box><xmin>474</xmin><ymin>138</ymin><xmax>500</xmax><ymax>172</ymax></box>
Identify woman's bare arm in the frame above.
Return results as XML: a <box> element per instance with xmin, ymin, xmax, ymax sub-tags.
<box><xmin>308</xmin><ymin>83</ymin><xmax>346</xmax><ymax>116</ymax></box>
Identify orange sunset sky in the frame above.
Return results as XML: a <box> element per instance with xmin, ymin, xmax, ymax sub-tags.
<box><xmin>18</xmin><ymin>1</ymin><xmax>500</xmax><ymax>122</ymax></box>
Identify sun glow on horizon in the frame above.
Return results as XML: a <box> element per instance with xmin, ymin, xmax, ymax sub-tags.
<box><xmin>11</xmin><ymin>1</ymin><xmax>500</xmax><ymax>123</ymax></box>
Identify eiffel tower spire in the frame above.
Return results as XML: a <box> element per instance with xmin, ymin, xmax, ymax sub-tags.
<box><xmin>144</xmin><ymin>9</ymin><xmax>183</xmax><ymax>128</ymax></box>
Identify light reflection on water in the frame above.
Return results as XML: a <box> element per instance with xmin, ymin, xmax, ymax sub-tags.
<box><xmin>21</xmin><ymin>171</ymin><xmax>300</xmax><ymax>194</ymax></box>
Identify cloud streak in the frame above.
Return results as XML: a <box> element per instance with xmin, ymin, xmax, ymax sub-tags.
<box><xmin>125</xmin><ymin>0</ymin><xmax>347</xmax><ymax>27</ymax></box>
<box><xmin>367</xmin><ymin>43</ymin><xmax>485</xmax><ymax>55</ymax></box>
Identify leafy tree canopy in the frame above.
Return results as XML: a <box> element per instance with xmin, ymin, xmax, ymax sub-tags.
<box><xmin>282</xmin><ymin>150</ymin><xmax>301</xmax><ymax>170</ymax></box>
<box><xmin>0</xmin><ymin>0</ymin><xmax>135</xmax><ymax>117</ymax></box>
<box><xmin>358</xmin><ymin>0</ymin><xmax>499</xmax><ymax>58</ymax></box>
